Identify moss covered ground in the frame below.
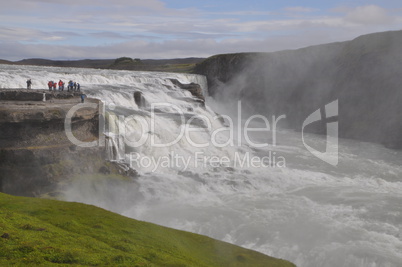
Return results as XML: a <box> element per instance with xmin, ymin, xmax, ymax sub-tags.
<box><xmin>0</xmin><ymin>192</ymin><xmax>295</xmax><ymax>266</ymax></box>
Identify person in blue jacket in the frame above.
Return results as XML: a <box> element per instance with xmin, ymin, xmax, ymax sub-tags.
<box><xmin>80</xmin><ymin>93</ymin><xmax>86</xmax><ymax>103</ymax></box>
<box><xmin>68</xmin><ymin>80</ymin><xmax>74</xmax><ymax>91</ymax></box>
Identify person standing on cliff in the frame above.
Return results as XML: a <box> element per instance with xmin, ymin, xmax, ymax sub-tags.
<box><xmin>80</xmin><ymin>93</ymin><xmax>86</xmax><ymax>103</ymax></box>
<box><xmin>58</xmin><ymin>80</ymin><xmax>63</xmax><ymax>91</ymax></box>
<box><xmin>26</xmin><ymin>79</ymin><xmax>32</xmax><ymax>89</ymax></box>
<box><xmin>48</xmin><ymin>81</ymin><xmax>53</xmax><ymax>91</ymax></box>
<box><xmin>68</xmin><ymin>80</ymin><xmax>74</xmax><ymax>91</ymax></box>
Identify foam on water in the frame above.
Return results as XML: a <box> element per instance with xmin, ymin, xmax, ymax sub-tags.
<box><xmin>2</xmin><ymin>64</ymin><xmax>402</xmax><ymax>267</ymax></box>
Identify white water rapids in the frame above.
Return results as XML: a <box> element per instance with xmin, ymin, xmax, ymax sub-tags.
<box><xmin>1</xmin><ymin>64</ymin><xmax>402</xmax><ymax>267</ymax></box>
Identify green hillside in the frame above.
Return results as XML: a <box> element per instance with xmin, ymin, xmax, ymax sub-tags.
<box><xmin>0</xmin><ymin>192</ymin><xmax>295</xmax><ymax>266</ymax></box>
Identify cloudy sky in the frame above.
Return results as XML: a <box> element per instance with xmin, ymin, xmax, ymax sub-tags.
<box><xmin>1</xmin><ymin>0</ymin><xmax>402</xmax><ymax>60</ymax></box>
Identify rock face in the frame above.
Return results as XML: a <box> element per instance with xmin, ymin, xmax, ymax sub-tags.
<box><xmin>193</xmin><ymin>53</ymin><xmax>258</xmax><ymax>96</ymax></box>
<box><xmin>169</xmin><ymin>78</ymin><xmax>205</xmax><ymax>105</ymax></box>
<box><xmin>133</xmin><ymin>91</ymin><xmax>149</xmax><ymax>108</ymax></box>
<box><xmin>194</xmin><ymin>30</ymin><xmax>402</xmax><ymax>149</ymax></box>
<box><xmin>0</xmin><ymin>90</ymin><xmax>82</xmax><ymax>101</ymax></box>
<box><xmin>0</xmin><ymin>91</ymin><xmax>135</xmax><ymax>196</ymax></box>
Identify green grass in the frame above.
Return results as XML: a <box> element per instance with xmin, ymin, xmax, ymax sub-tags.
<box><xmin>0</xmin><ymin>192</ymin><xmax>295</xmax><ymax>266</ymax></box>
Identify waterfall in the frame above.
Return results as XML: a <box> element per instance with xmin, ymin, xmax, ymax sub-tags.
<box><xmin>2</xmin><ymin>64</ymin><xmax>402</xmax><ymax>267</ymax></box>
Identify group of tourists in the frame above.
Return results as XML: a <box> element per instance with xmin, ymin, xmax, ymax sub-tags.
<box><xmin>47</xmin><ymin>80</ymin><xmax>80</xmax><ymax>92</ymax></box>
<box><xmin>25</xmin><ymin>79</ymin><xmax>81</xmax><ymax>92</ymax></box>
<box><xmin>25</xmin><ymin>78</ymin><xmax>87</xmax><ymax>103</ymax></box>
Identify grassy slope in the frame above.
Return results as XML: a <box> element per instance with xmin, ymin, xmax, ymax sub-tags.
<box><xmin>0</xmin><ymin>193</ymin><xmax>295</xmax><ymax>266</ymax></box>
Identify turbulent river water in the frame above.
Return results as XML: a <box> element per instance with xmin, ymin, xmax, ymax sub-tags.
<box><xmin>1</xmin><ymin>64</ymin><xmax>402</xmax><ymax>267</ymax></box>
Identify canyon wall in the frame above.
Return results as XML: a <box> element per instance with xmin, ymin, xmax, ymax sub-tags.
<box><xmin>194</xmin><ymin>30</ymin><xmax>402</xmax><ymax>148</ymax></box>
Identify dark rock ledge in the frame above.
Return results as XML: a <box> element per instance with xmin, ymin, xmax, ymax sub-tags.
<box><xmin>0</xmin><ymin>90</ymin><xmax>137</xmax><ymax>197</ymax></box>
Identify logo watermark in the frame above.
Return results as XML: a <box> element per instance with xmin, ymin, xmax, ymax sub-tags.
<box><xmin>302</xmin><ymin>100</ymin><xmax>338</xmax><ymax>166</ymax></box>
<box><xmin>64</xmin><ymin>99</ymin><xmax>339</xmax><ymax>170</ymax></box>
<box><xmin>129</xmin><ymin>151</ymin><xmax>286</xmax><ymax>172</ymax></box>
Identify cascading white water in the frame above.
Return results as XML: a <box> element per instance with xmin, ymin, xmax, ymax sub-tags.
<box><xmin>1</xmin><ymin>64</ymin><xmax>402</xmax><ymax>267</ymax></box>
<box><xmin>0</xmin><ymin>64</ymin><xmax>208</xmax><ymax>94</ymax></box>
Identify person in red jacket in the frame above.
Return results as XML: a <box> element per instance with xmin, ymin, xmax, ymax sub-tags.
<box><xmin>48</xmin><ymin>81</ymin><xmax>53</xmax><ymax>91</ymax></box>
<box><xmin>58</xmin><ymin>80</ymin><xmax>64</xmax><ymax>91</ymax></box>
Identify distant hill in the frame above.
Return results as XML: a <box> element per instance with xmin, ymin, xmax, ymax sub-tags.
<box><xmin>194</xmin><ymin>30</ymin><xmax>402</xmax><ymax>149</ymax></box>
<box><xmin>0</xmin><ymin>59</ymin><xmax>13</xmax><ymax>65</ymax></box>
<box><xmin>15</xmin><ymin>58</ymin><xmax>115</xmax><ymax>69</ymax></box>
<box><xmin>0</xmin><ymin>57</ymin><xmax>205</xmax><ymax>73</ymax></box>
<box><xmin>108</xmin><ymin>57</ymin><xmax>205</xmax><ymax>72</ymax></box>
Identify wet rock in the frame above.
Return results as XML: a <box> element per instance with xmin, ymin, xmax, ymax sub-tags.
<box><xmin>0</xmin><ymin>89</ymin><xmax>83</xmax><ymax>101</ymax></box>
<box><xmin>168</xmin><ymin>79</ymin><xmax>205</xmax><ymax>105</ymax></box>
<box><xmin>99</xmin><ymin>166</ymin><xmax>111</xmax><ymax>174</ymax></box>
<box><xmin>133</xmin><ymin>91</ymin><xmax>143</xmax><ymax>108</ymax></box>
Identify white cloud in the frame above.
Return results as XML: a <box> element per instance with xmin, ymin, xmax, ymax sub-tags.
<box><xmin>0</xmin><ymin>28</ymin><xmax>385</xmax><ymax>61</ymax></box>
<box><xmin>343</xmin><ymin>5</ymin><xmax>394</xmax><ymax>25</ymax></box>
<box><xmin>205</xmin><ymin>10</ymin><xmax>273</xmax><ymax>16</ymax></box>
<box><xmin>0</xmin><ymin>27</ymin><xmax>79</xmax><ymax>43</ymax></box>
<box><xmin>1</xmin><ymin>2</ymin><xmax>402</xmax><ymax>60</ymax></box>
<box><xmin>227</xmin><ymin>17</ymin><xmax>350</xmax><ymax>33</ymax></box>
<box><xmin>284</xmin><ymin>7</ymin><xmax>317</xmax><ymax>13</ymax></box>
<box><xmin>43</xmin><ymin>36</ymin><xmax>65</xmax><ymax>41</ymax></box>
